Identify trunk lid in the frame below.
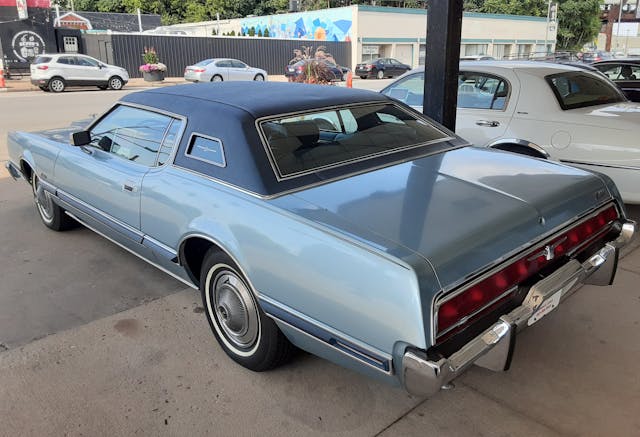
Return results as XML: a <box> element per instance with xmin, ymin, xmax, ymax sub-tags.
<box><xmin>275</xmin><ymin>147</ymin><xmax>611</xmax><ymax>290</ymax></box>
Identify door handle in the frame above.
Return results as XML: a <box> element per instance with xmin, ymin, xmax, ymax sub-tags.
<box><xmin>122</xmin><ymin>182</ymin><xmax>137</xmax><ymax>192</ymax></box>
<box><xmin>476</xmin><ymin>120</ymin><xmax>500</xmax><ymax>127</ymax></box>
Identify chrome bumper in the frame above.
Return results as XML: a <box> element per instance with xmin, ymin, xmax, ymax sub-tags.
<box><xmin>4</xmin><ymin>161</ymin><xmax>22</xmax><ymax>180</ymax></box>
<box><xmin>403</xmin><ymin>220</ymin><xmax>636</xmax><ymax>397</ymax></box>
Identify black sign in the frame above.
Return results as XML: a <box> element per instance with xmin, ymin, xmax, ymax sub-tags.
<box><xmin>0</xmin><ymin>8</ymin><xmax>55</xmax><ymax>68</ymax></box>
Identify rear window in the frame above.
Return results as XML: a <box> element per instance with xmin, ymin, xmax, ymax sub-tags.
<box><xmin>195</xmin><ymin>59</ymin><xmax>213</xmax><ymax>67</ymax></box>
<box><xmin>259</xmin><ymin>103</ymin><xmax>450</xmax><ymax>179</ymax></box>
<box><xmin>546</xmin><ymin>71</ymin><xmax>626</xmax><ymax>110</ymax></box>
<box><xmin>33</xmin><ymin>56</ymin><xmax>51</xmax><ymax>64</ymax></box>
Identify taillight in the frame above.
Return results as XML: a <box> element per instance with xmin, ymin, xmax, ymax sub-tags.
<box><xmin>193</xmin><ymin>68</ymin><xmax>205</xmax><ymax>73</ymax></box>
<box><xmin>366</xmin><ymin>64</ymin><xmax>373</xmax><ymax>70</ymax></box>
<box><xmin>436</xmin><ymin>205</ymin><xmax>619</xmax><ymax>338</ymax></box>
<box><xmin>295</xmin><ymin>66</ymin><xmax>304</xmax><ymax>72</ymax></box>
<box><xmin>37</xmin><ymin>65</ymin><xmax>48</xmax><ymax>70</ymax></box>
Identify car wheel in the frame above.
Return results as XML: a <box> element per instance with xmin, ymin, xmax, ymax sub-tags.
<box><xmin>360</xmin><ymin>75</ymin><xmax>367</xmax><ymax>79</ymax></box>
<box><xmin>200</xmin><ymin>250</ymin><xmax>294</xmax><ymax>371</ymax></box>
<box><xmin>97</xmin><ymin>85</ymin><xmax>108</xmax><ymax>90</ymax></box>
<box><xmin>48</xmin><ymin>77</ymin><xmax>66</xmax><ymax>93</ymax></box>
<box><xmin>39</xmin><ymin>86</ymin><xmax>50</xmax><ymax>92</ymax></box>
<box><xmin>253</xmin><ymin>74</ymin><xmax>265</xmax><ymax>81</ymax></box>
<box><xmin>211</xmin><ymin>75</ymin><xmax>223</xmax><ymax>82</ymax></box>
<box><xmin>376</xmin><ymin>70</ymin><xmax>385</xmax><ymax>79</ymax></box>
<box><xmin>108</xmin><ymin>76</ymin><xmax>124</xmax><ymax>90</ymax></box>
<box><xmin>31</xmin><ymin>173</ymin><xmax>76</xmax><ymax>231</ymax></box>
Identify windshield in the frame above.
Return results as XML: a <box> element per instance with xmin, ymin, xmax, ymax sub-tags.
<box><xmin>259</xmin><ymin>103</ymin><xmax>450</xmax><ymax>179</ymax></box>
<box><xmin>545</xmin><ymin>71</ymin><xmax>626</xmax><ymax>110</ymax></box>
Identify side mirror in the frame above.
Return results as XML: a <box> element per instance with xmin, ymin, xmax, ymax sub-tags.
<box><xmin>71</xmin><ymin>130</ymin><xmax>91</xmax><ymax>146</ymax></box>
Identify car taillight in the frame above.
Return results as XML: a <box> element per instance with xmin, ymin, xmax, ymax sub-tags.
<box><xmin>193</xmin><ymin>68</ymin><xmax>205</xmax><ymax>73</ymax></box>
<box><xmin>366</xmin><ymin>64</ymin><xmax>373</xmax><ymax>70</ymax></box>
<box><xmin>436</xmin><ymin>205</ymin><xmax>619</xmax><ymax>339</ymax></box>
<box><xmin>37</xmin><ymin>65</ymin><xmax>48</xmax><ymax>70</ymax></box>
<box><xmin>295</xmin><ymin>66</ymin><xmax>304</xmax><ymax>72</ymax></box>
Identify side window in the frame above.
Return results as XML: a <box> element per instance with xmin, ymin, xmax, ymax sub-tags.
<box><xmin>57</xmin><ymin>56</ymin><xmax>73</xmax><ymax>65</ymax></box>
<box><xmin>186</xmin><ymin>135</ymin><xmax>225</xmax><ymax>167</ymax></box>
<box><xmin>382</xmin><ymin>73</ymin><xmax>425</xmax><ymax>106</ymax></box>
<box><xmin>89</xmin><ymin>106</ymin><xmax>173</xmax><ymax>167</ymax></box>
<box><xmin>231</xmin><ymin>60</ymin><xmax>246</xmax><ymax>68</ymax></box>
<box><xmin>457</xmin><ymin>72</ymin><xmax>509</xmax><ymax>110</ymax></box>
<box><xmin>157</xmin><ymin>119</ymin><xmax>182</xmax><ymax>166</ymax></box>
<box><xmin>216</xmin><ymin>60</ymin><xmax>231</xmax><ymax>68</ymax></box>
<box><xmin>76</xmin><ymin>57</ymin><xmax>97</xmax><ymax>67</ymax></box>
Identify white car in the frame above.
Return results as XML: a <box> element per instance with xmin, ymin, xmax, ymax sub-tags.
<box><xmin>30</xmin><ymin>53</ymin><xmax>129</xmax><ymax>93</ymax></box>
<box><xmin>184</xmin><ymin>58</ymin><xmax>267</xmax><ymax>82</ymax></box>
<box><xmin>382</xmin><ymin>61</ymin><xmax>640</xmax><ymax>203</ymax></box>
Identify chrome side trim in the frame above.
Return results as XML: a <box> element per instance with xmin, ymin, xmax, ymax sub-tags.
<box><xmin>254</xmin><ymin>101</ymin><xmax>454</xmax><ymax>182</ymax></box>
<box><xmin>5</xmin><ymin>161</ymin><xmax>22</xmax><ymax>180</ymax></box>
<box><xmin>488</xmin><ymin>138</ymin><xmax>550</xmax><ymax>158</ymax></box>
<box><xmin>559</xmin><ymin>159</ymin><xmax>640</xmax><ymax>172</ymax></box>
<box><xmin>431</xmin><ymin>201</ymin><xmax>619</xmax><ymax>345</ymax></box>
<box><xmin>259</xmin><ymin>294</ymin><xmax>393</xmax><ymax>374</ymax></box>
<box><xmin>65</xmin><ymin>212</ymin><xmax>197</xmax><ymax>290</ymax></box>
<box><xmin>141</xmin><ymin>235</ymin><xmax>179</xmax><ymax>263</ymax></box>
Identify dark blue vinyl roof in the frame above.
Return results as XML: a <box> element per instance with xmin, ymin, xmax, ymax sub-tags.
<box><xmin>122</xmin><ymin>82</ymin><xmax>389</xmax><ymax>119</ymax></box>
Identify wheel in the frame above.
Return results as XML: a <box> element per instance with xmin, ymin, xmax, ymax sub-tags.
<box><xmin>108</xmin><ymin>76</ymin><xmax>124</xmax><ymax>90</ymax></box>
<box><xmin>31</xmin><ymin>174</ymin><xmax>76</xmax><ymax>231</ymax></box>
<box><xmin>360</xmin><ymin>75</ymin><xmax>367</xmax><ymax>79</ymax></box>
<box><xmin>376</xmin><ymin>69</ymin><xmax>385</xmax><ymax>79</ymax></box>
<box><xmin>97</xmin><ymin>85</ymin><xmax>108</xmax><ymax>90</ymax></box>
<box><xmin>39</xmin><ymin>86</ymin><xmax>50</xmax><ymax>92</ymax></box>
<box><xmin>253</xmin><ymin>74</ymin><xmax>265</xmax><ymax>81</ymax></box>
<box><xmin>200</xmin><ymin>250</ymin><xmax>294</xmax><ymax>371</ymax></box>
<box><xmin>48</xmin><ymin>77</ymin><xmax>65</xmax><ymax>93</ymax></box>
<box><xmin>211</xmin><ymin>75</ymin><xmax>223</xmax><ymax>82</ymax></box>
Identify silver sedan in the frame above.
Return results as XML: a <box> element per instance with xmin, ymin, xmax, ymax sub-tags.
<box><xmin>184</xmin><ymin>58</ymin><xmax>268</xmax><ymax>82</ymax></box>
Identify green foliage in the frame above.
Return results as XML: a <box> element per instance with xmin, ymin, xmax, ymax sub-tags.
<box><xmin>230</xmin><ymin>30</ymin><xmax>236</xmax><ymax>36</ymax></box>
<box><xmin>556</xmin><ymin>0</ymin><xmax>601</xmax><ymax>50</ymax></box>
<box><xmin>263</xmin><ymin>28</ymin><xmax>270</xmax><ymax>37</ymax></box>
<box><xmin>248</xmin><ymin>26</ymin><xmax>256</xmax><ymax>36</ymax></box>
<box><xmin>481</xmin><ymin>0</ymin><xmax>546</xmax><ymax>16</ymax></box>
<box><xmin>463</xmin><ymin>0</ymin><xmax>484</xmax><ymax>12</ymax></box>
<box><xmin>142</xmin><ymin>46</ymin><xmax>159</xmax><ymax>64</ymax></box>
<box><xmin>257</xmin><ymin>29</ymin><xmax>263</xmax><ymax>37</ymax></box>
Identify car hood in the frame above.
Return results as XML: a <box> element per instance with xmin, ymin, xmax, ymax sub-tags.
<box><xmin>274</xmin><ymin>147</ymin><xmax>611</xmax><ymax>290</ymax></box>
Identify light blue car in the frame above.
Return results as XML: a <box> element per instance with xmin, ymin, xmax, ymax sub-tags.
<box><xmin>6</xmin><ymin>82</ymin><xmax>635</xmax><ymax>396</ymax></box>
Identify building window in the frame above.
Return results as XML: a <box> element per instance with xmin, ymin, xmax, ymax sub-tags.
<box><xmin>63</xmin><ymin>36</ymin><xmax>78</xmax><ymax>53</ymax></box>
<box><xmin>361</xmin><ymin>45</ymin><xmax>379</xmax><ymax>62</ymax></box>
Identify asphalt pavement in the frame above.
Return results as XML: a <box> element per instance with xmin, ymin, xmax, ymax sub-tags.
<box><xmin>1</xmin><ymin>81</ymin><xmax>639</xmax><ymax>436</ymax></box>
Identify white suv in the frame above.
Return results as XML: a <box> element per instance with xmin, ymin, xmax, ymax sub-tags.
<box><xmin>30</xmin><ymin>54</ymin><xmax>129</xmax><ymax>93</ymax></box>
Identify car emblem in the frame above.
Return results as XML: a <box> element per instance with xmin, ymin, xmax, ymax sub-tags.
<box><xmin>528</xmin><ymin>237</ymin><xmax>567</xmax><ymax>262</ymax></box>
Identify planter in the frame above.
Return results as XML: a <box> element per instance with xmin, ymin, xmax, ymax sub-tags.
<box><xmin>143</xmin><ymin>70</ymin><xmax>165</xmax><ymax>82</ymax></box>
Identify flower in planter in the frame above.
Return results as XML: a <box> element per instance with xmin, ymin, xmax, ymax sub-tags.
<box><xmin>138</xmin><ymin>46</ymin><xmax>167</xmax><ymax>73</ymax></box>
<box><xmin>292</xmin><ymin>59</ymin><xmax>336</xmax><ymax>85</ymax></box>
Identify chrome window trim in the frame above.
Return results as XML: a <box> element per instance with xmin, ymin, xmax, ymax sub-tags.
<box><xmin>84</xmin><ymin>101</ymin><xmax>187</xmax><ymax>170</ymax></box>
<box><xmin>430</xmin><ymin>201</ymin><xmax>619</xmax><ymax>345</ymax></box>
<box><xmin>184</xmin><ymin>132</ymin><xmax>227</xmax><ymax>168</ymax></box>
<box><xmin>255</xmin><ymin>101</ymin><xmax>454</xmax><ymax>182</ymax></box>
<box><xmin>559</xmin><ymin>159</ymin><xmax>640</xmax><ymax>172</ymax></box>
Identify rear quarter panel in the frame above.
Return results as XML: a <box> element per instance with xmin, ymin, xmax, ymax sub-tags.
<box><xmin>8</xmin><ymin>131</ymin><xmax>62</xmax><ymax>182</ymax></box>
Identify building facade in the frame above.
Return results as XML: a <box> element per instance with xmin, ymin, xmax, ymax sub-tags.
<box><xmin>164</xmin><ymin>5</ymin><xmax>556</xmax><ymax>70</ymax></box>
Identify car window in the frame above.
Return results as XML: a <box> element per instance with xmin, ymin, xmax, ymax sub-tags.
<box><xmin>186</xmin><ymin>134</ymin><xmax>225</xmax><ymax>167</ymax></box>
<box><xmin>57</xmin><ymin>56</ymin><xmax>75</xmax><ymax>65</ymax></box>
<box><xmin>195</xmin><ymin>59</ymin><xmax>214</xmax><ymax>67</ymax></box>
<box><xmin>546</xmin><ymin>71</ymin><xmax>626</xmax><ymax>110</ymax></box>
<box><xmin>89</xmin><ymin>106</ymin><xmax>175</xmax><ymax>167</ymax></box>
<box><xmin>216</xmin><ymin>60</ymin><xmax>231</xmax><ymax>68</ymax></box>
<box><xmin>33</xmin><ymin>56</ymin><xmax>51</xmax><ymax>64</ymax></box>
<box><xmin>382</xmin><ymin>73</ymin><xmax>425</xmax><ymax>106</ymax></box>
<box><xmin>156</xmin><ymin>119</ymin><xmax>183</xmax><ymax>166</ymax></box>
<box><xmin>231</xmin><ymin>60</ymin><xmax>247</xmax><ymax>68</ymax></box>
<box><xmin>390</xmin><ymin>59</ymin><xmax>400</xmax><ymax>65</ymax></box>
<box><xmin>598</xmin><ymin>64</ymin><xmax>640</xmax><ymax>81</ymax></box>
<box><xmin>260</xmin><ymin>103</ymin><xmax>450</xmax><ymax>179</ymax></box>
<box><xmin>457</xmin><ymin>72</ymin><xmax>509</xmax><ymax>110</ymax></box>
<box><xmin>76</xmin><ymin>57</ymin><xmax>98</xmax><ymax>67</ymax></box>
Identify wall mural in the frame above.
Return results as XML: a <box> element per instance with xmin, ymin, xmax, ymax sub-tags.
<box><xmin>240</xmin><ymin>7</ymin><xmax>353</xmax><ymax>41</ymax></box>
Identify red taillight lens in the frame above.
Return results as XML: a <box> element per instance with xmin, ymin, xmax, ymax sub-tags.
<box><xmin>436</xmin><ymin>205</ymin><xmax>619</xmax><ymax>338</ymax></box>
<box><xmin>295</xmin><ymin>66</ymin><xmax>304</xmax><ymax>72</ymax></box>
<box><xmin>193</xmin><ymin>68</ymin><xmax>205</xmax><ymax>73</ymax></box>
<box><xmin>37</xmin><ymin>65</ymin><xmax>48</xmax><ymax>70</ymax></box>
<box><xmin>366</xmin><ymin>64</ymin><xmax>373</xmax><ymax>69</ymax></box>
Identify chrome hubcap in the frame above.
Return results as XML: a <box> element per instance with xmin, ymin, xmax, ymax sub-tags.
<box><xmin>212</xmin><ymin>270</ymin><xmax>258</xmax><ymax>348</ymax></box>
<box><xmin>34</xmin><ymin>177</ymin><xmax>54</xmax><ymax>221</ymax></box>
<box><xmin>51</xmin><ymin>80</ymin><xmax>63</xmax><ymax>91</ymax></box>
<box><xmin>213</xmin><ymin>76</ymin><xmax>222</xmax><ymax>82</ymax></box>
<box><xmin>110</xmin><ymin>79</ymin><xmax>122</xmax><ymax>89</ymax></box>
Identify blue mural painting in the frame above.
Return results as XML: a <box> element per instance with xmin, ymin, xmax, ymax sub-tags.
<box><xmin>240</xmin><ymin>6</ymin><xmax>353</xmax><ymax>41</ymax></box>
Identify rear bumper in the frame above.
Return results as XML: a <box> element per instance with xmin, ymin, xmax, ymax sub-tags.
<box><xmin>402</xmin><ymin>219</ymin><xmax>636</xmax><ymax>397</ymax></box>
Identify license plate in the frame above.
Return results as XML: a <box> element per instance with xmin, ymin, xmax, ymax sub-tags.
<box><xmin>527</xmin><ymin>290</ymin><xmax>562</xmax><ymax>326</ymax></box>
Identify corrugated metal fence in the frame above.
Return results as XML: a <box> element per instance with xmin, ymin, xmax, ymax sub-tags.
<box><xmin>83</xmin><ymin>33</ymin><xmax>351</xmax><ymax>78</ymax></box>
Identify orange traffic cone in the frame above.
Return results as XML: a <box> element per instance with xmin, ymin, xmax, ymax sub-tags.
<box><xmin>346</xmin><ymin>70</ymin><xmax>353</xmax><ymax>88</ymax></box>
<box><xmin>0</xmin><ymin>68</ymin><xmax>6</xmax><ymax>89</ymax></box>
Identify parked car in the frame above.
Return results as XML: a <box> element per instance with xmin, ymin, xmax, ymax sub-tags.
<box><xmin>460</xmin><ymin>55</ymin><xmax>496</xmax><ymax>61</ymax></box>
<box><xmin>184</xmin><ymin>58</ymin><xmax>267</xmax><ymax>82</ymax></box>
<box><xmin>30</xmin><ymin>53</ymin><xmax>129</xmax><ymax>93</ymax></box>
<box><xmin>284</xmin><ymin>58</ymin><xmax>349</xmax><ymax>81</ymax></box>
<box><xmin>355</xmin><ymin>58</ymin><xmax>411</xmax><ymax>79</ymax></box>
<box><xmin>6</xmin><ymin>82</ymin><xmax>635</xmax><ymax>397</ymax></box>
<box><xmin>381</xmin><ymin>61</ymin><xmax>640</xmax><ymax>203</ymax></box>
<box><xmin>581</xmin><ymin>51</ymin><xmax>613</xmax><ymax>63</ymax></box>
<box><xmin>592</xmin><ymin>59</ymin><xmax>640</xmax><ymax>102</ymax></box>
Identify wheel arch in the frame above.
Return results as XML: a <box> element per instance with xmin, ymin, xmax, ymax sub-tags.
<box><xmin>488</xmin><ymin>139</ymin><xmax>549</xmax><ymax>159</ymax></box>
<box><xmin>19</xmin><ymin>152</ymin><xmax>36</xmax><ymax>183</ymax></box>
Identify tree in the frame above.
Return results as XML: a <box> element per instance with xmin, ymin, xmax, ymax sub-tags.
<box><xmin>481</xmin><ymin>0</ymin><xmax>546</xmax><ymax>16</ymax></box>
<box><xmin>463</xmin><ymin>0</ymin><xmax>484</xmax><ymax>12</ymax></box>
<box><xmin>556</xmin><ymin>0</ymin><xmax>601</xmax><ymax>50</ymax></box>
<box><xmin>257</xmin><ymin>29</ymin><xmax>263</xmax><ymax>37</ymax></box>
<box><xmin>248</xmin><ymin>26</ymin><xmax>256</xmax><ymax>36</ymax></box>
<box><xmin>263</xmin><ymin>28</ymin><xmax>270</xmax><ymax>37</ymax></box>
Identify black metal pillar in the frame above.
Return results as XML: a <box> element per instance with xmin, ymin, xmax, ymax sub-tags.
<box><xmin>423</xmin><ymin>0</ymin><xmax>463</xmax><ymax>130</ymax></box>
